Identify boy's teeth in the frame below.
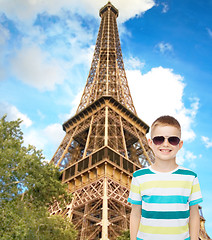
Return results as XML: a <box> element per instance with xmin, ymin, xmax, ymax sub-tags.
<box><xmin>160</xmin><ymin>149</ymin><xmax>170</xmax><ymax>152</ymax></box>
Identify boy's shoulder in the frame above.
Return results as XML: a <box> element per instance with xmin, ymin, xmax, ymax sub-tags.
<box><xmin>174</xmin><ymin>166</ymin><xmax>197</xmax><ymax>177</ymax></box>
<box><xmin>132</xmin><ymin>166</ymin><xmax>154</xmax><ymax>178</ymax></box>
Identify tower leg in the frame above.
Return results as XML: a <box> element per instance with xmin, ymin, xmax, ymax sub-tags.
<box><xmin>101</xmin><ymin>177</ymin><xmax>109</xmax><ymax>240</ymax></box>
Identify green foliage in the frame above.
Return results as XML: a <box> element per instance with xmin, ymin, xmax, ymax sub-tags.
<box><xmin>116</xmin><ymin>229</ymin><xmax>130</xmax><ymax>240</ymax></box>
<box><xmin>0</xmin><ymin>115</ymin><xmax>77</xmax><ymax>239</ymax></box>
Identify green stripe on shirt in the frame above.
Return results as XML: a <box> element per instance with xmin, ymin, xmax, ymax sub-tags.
<box><xmin>133</xmin><ymin>168</ymin><xmax>155</xmax><ymax>177</ymax></box>
<box><xmin>142</xmin><ymin>209</ymin><xmax>190</xmax><ymax>219</ymax></box>
<box><xmin>174</xmin><ymin>169</ymin><xmax>197</xmax><ymax>177</ymax></box>
<box><xmin>142</xmin><ymin>195</ymin><xmax>189</xmax><ymax>204</ymax></box>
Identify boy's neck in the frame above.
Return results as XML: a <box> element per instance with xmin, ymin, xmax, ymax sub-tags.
<box><xmin>151</xmin><ymin>160</ymin><xmax>178</xmax><ymax>173</ymax></box>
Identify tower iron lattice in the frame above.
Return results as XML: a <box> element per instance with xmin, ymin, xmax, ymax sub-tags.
<box><xmin>49</xmin><ymin>2</ymin><xmax>210</xmax><ymax>240</ymax></box>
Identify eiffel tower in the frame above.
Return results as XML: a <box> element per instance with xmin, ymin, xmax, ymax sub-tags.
<box><xmin>49</xmin><ymin>2</ymin><xmax>210</xmax><ymax>240</ymax></box>
<box><xmin>50</xmin><ymin>2</ymin><xmax>153</xmax><ymax>239</ymax></box>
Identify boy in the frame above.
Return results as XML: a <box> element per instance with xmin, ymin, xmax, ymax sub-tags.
<box><xmin>128</xmin><ymin>115</ymin><xmax>203</xmax><ymax>240</ymax></box>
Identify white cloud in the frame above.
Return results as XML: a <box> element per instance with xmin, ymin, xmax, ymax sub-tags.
<box><xmin>177</xmin><ymin>148</ymin><xmax>198</xmax><ymax>169</ymax></box>
<box><xmin>0</xmin><ymin>0</ymin><xmax>64</xmax><ymax>23</ymax></box>
<box><xmin>0</xmin><ymin>0</ymin><xmax>156</xmax><ymax>23</ymax></box>
<box><xmin>0</xmin><ymin>102</ymin><xmax>32</xmax><ymax>127</ymax></box>
<box><xmin>0</xmin><ymin>102</ymin><xmax>65</xmax><ymax>159</ymax></box>
<box><xmin>156</xmin><ymin>42</ymin><xmax>173</xmax><ymax>54</ymax></box>
<box><xmin>43</xmin><ymin>123</ymin><xmax>65</xmax><ymax>146</ymax></box>
<box><xmin>24</xmin><ymin>129</ymin><xmax>47</xmax><ymax>150</ymax></box>
<box><xmin>161</xmin><ymin>2</ymin><xmax>169</xmax><ymax>13</ymax></box>
<box><xmin>125</xmin><ymin>56</ymin><xmax>145</xmax><ymax>70</ymax></box>
<box><xmin>127</xmin><ymin>66</ymin><xmax>199</xmax><ymax>142</ymax></box>
<box><xmin>0</xmin><ymin>24</ymin><xmax>10</xmax><ymax>80</ymax></box>
<box><xmin>1</xmin><ymin>0</ymin><xmax>156</xmax><ymax>91</ymax></box>
<box><xmin>10</xmin><ymin>45</ymin><xmax>66</xmax><ymax>91</ymax></box>
<box><xmin>206</xmin><ymin>28</ymin><xmax>212</xmax><ymax>39</ymax></box>
<box><xmin>0</xmin><ymin>23</ymin><xmax>10</xmax><ymax>45</ymax></box>
<box><xmin>24</xmin><ymin>123</ymin><xmax>65</xmax><ymax>160</ymax></box>
<box><xmin>201</xmin><ymin>136</ymin><xmax>212</xmax><ymax>148</ymax></box>
<box><xmin>119</xmin><ymin>22</ymin><xmax>134</xmax><ymax>40</ymax></box>
<box><xmin>22</xmin><ymin>25</ymin><xmax>47</xmax><ymax>46</ymax></box>
<box><xmin>37</xmin><ymin>110</ymin><xmax>45</xmax><ymax>120</ymax></box>
<box><xmin>184</xmin><ymin>150</ymin><xmax>197</xmax><ymax>169</ymax></box>
<box><xmin>0</xmin><ymin>63</ymin><xmax>5</xmax><ymax>80</ymax></box>
<box><xmin>66</xmin><ymin>18</ymin><xmax>94</xmax><ymax>45</ymax></box>
<box><xmin>68</xmin><ymin>44</ymin><xmax>95</xmax><ymax>68</ymax></box>
<box><xmin>3</xmin><ymin>8</ymin><xmax>96</xmax><ymax>88</ymax></box>
<box><xmin>109</xmin><ymin>0</ymin><xmax>156</xmax><ymax>22</ymax></box>
<box><xmin>59</xmin><ymin>88</ymin><xmax>83</xmax><ymax>121</ymax></box>
<box><xmin>70</xmin><ymin>0</ymin><xmax>156</xmax><ymax>22</ymax></box>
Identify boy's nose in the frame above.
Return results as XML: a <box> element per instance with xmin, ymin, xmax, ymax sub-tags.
<box><xmin>163</xmin><ymin>138</ymin><xmax>169</xmax><ymax>145</ymax></box>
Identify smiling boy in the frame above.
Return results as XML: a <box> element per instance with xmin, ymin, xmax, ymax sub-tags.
<box><xmin>128</xmin><ymin>115</ymin><xmax>203</xmax><ymax>240</ymax></box>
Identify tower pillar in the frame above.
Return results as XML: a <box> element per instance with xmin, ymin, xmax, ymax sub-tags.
<box><xmin>101</xmin><ymin>176</ymin><xmax>109</xmax><ymax>240</ymax></box>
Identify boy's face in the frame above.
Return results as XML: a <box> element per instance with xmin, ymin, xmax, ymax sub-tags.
<box><xmin>148</xmin><ymin>125</ymin><xmax>183</xmax><ymax>163</ymax></box>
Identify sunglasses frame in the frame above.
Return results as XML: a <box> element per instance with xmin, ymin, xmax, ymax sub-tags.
<box><xmin>152</xmin><ymin>136</ymin><xmax>181</xmax><ymax>146</ymax></box>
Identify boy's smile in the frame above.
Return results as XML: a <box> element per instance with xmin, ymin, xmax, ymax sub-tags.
<box><xmin>158</xmin><ymin>145</ymin><xmax>173</xmax><ymax>157</ymax></box>
<box><xmin>159</xmin><ymin>149</ymin><xmax>172</xmax><ymax>153</ymax></box>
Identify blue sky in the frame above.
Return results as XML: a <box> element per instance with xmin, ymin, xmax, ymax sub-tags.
<box><xmin>0</xmin><ymin>0</ymin><xmax>212</xmax><ymax>235</ymax></box>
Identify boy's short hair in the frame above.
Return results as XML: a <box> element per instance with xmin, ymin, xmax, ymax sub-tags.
<box><xmin>151</xmin><ymin>115</ymin><xmax>181</xmax><ymax>136</ymax></box>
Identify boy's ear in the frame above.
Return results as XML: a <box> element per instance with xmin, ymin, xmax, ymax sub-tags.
<box><xmin>179</xmin><ymin>140</ymin><xmax>183</xmax><ymax>150</ymax></box>
<box><xmin>148</xmin><ymin>138</ymin><xmax>152</xmax><ymax>148</ymax></box>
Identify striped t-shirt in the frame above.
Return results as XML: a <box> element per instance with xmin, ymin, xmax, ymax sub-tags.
<box><xmin>128</xmin><ymin>166</ymin><xmax>203</xmax><ymax>240</ymax></box>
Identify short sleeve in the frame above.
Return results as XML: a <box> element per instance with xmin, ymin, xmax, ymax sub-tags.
<box><xmin>189</xmin><ymin>176</ymin><xmax>203</xmax><ymax>206</ymax></box>
<box><xmin>128</xmin><ymin>175</ymin><xmax>142</xmax><ymax>205</ymax></box>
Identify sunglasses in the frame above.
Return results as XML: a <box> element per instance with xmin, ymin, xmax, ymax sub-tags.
<box><xmin>152</xmin><ymin>136</ymin><xmax>180</xmax><ymax>146</ymax></box>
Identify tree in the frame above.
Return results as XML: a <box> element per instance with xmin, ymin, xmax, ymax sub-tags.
<box><xmin>116</xmin><ymin>229</ymin><xmax>130</xmax><ymax>240</ymax></box>
<box><xmin>0</xmin><ymin>115</ymin><xmax>77</xmax><ymax>240</ymax></box>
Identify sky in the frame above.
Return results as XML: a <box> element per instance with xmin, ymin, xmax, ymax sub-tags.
<box><xmin>0</xmin><ymin>0</ymin><xmax>212</xmax><ymax>235</ymax></box>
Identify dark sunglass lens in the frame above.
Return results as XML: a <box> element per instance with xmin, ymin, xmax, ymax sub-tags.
<box><xmin>168</xmin><ymin>137</ymin><xmax>180</xmax><ymax>145</ymax></box>
<box><xmin>153</xmin><ymin>136</ymin><xmax>165</xmax><ymax>145</ymax></box>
